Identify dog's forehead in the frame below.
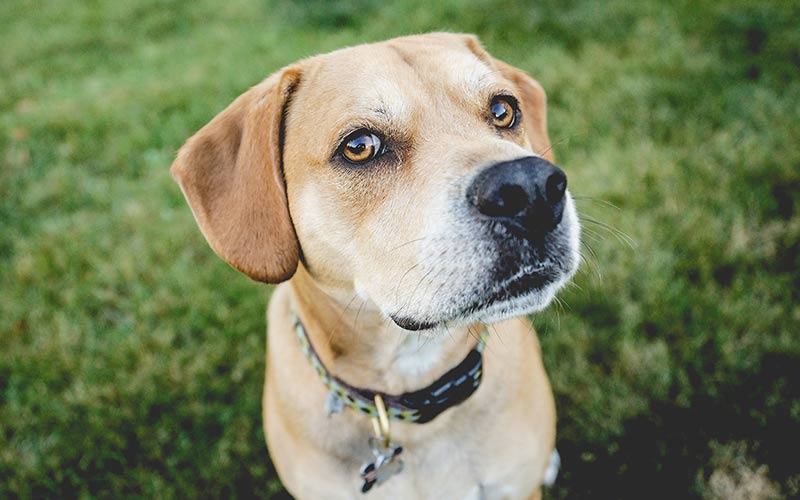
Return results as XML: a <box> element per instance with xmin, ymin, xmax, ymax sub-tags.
<box><xmin>324</xmin><ymin>39</ymin><xmax>493</xmax><ymax>86</ymax></box>
<box><xmin>299</xmin><ymin>40</ymin><xmax>499</xmax><ymax>121</ymax></box>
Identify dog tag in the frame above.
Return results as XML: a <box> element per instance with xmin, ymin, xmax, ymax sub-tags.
<box><xmin>359</xmin><ymin>437</ymin><xmax>404</xmax><ymax>493</ymax></box>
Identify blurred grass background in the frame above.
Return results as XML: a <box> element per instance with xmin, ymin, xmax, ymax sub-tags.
<box><xmin>2</xmin><ymin>0</ymin><xmax>799</xmax><ymax>498</ymax></box>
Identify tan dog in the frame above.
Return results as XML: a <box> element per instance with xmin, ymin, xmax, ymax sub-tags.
<box><xmin>171</xmin><ymin>33</ymin><xmax>580</xmax><ymax>499</ymax></box>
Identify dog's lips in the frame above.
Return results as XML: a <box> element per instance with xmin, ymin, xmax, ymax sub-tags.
<box><xmin>390</xmin><ymin>264</ymin><xmax>561</xmax><ymax>331</ymax></box>
<box><xmin>458</xmin><ymin>266</ymin><xmax>558</xmax><ymax>315</ymax></box>
<box><xmin>389</xmin><ymin>315</ymin><xmax>440</xmax><ymax>331</ymax></box>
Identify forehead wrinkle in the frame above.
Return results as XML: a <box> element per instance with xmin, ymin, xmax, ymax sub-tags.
<box><xmin>423</xmin><ymin>58</ymin><xmax>503</xmax><ymax>115</ymax></box>
<box><xmin>331</xmin><ymin>98</ymin><xmax>410</xmax><ymax>133</ymax></box>
<box><xmin>439</xmin><ymin>51</ymin><xmax>496</xmax><ymax>94</ymax></box>
<box><xmin>368</xmin><ymin>75</ymin><xmax>412</xmax><ymax>124</ymax></box>
<box><xmin>336</xmin><ymin>78</ymin><xmax>414</xmax><ymax>137</ymax></box>
<box><xmin>472</xmin><ymin>67</ymin><xmax>504</xmax><ymax>93</ymax></box>
<box><xmin>385</xmin><ymin>41</ymin><xmax>496</xmax><ymax>101</ymax></box>
<box><xmin>311</xmin><ymin>50</ymin><xmax>414</xmax><ymax>115</ymax></box>
<box><xmin>303</xmin><ymin>80</ymin><xmax>414</xmax><ymax>148</ymax></box>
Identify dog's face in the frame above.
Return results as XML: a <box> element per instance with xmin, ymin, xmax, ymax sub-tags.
<box><xmin>172</xmin><ymin>33</ymin><xmax>580</xmax><ymax>331</ymax></box>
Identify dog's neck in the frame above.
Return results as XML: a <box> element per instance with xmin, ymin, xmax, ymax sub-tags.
<box><xmin>288</xmin><ymin>265</ymin><xmax>478</xmax><ymax>395</ymax></box>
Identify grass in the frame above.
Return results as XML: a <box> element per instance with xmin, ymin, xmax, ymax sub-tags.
<box><xmin>1</xmin><ymin>0</ymin><xmax>798</xmax><ymax>497</ymax></box>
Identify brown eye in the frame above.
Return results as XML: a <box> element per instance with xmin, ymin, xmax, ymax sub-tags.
<box><xmin>341</xmin><ymin>130</ymin><xmax>383</xmax><ymax>164</ymax></box>
<box><xmin>490</xmin><ymin>97</ymin><xmax>517</xmax><ymax>128</ymax></box>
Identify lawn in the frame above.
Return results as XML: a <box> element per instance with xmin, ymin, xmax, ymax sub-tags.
<box><xmin>1</xmin><ymin>0</ymin><xmax>798</xmax><ymax>498</ymax></box>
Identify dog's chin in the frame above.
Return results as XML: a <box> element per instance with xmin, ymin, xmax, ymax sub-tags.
<box><xmin>470</xmin><ymin>282</ymin><xmax>559</xmax><ymax>324</ymax></box>
<box><xmin>389</xmin><ymin>269</ymin><xmax>570</xmax><ymax>333</ymax></box>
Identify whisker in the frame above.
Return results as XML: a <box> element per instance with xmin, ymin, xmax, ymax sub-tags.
<box><xmin>353</xmin><ymin>298</ymin><xmax>367</xmax><ymax>332</ymax></box>
<box><xmin>393</xmin><ymin>263</ymin><xmax>440</xmax><ymax>319</ymax></box>
<box><xmin>565</xmin><ymin>280</ymin><xmax>585</xmax><ymax>293</ymax></box>
<box><xmin>388</xmin><ymin>236</ymin><xmax>427</xmax><ymax>253</ymax></box>
<box><xmin>403</xmin><ymin>265</ymin><xmax>457</xmax><ymax>326</ymax></box>
<box><xmin>537</xmin><ymin>143</ymin><xmax>554</xmax><ymax>158</ymax></box>
<box><xmin>553</xmin><ymin>294</ymin><xmax>570</xmax><ymax>313</ymax></box>
<box><xmin>581</xmin><ymin>214</ymin><xmax>636</xmax><ymax>248</ymax></box>
<box><xmin>392</xmin><ymin>247</ymin><xmax>449</xmax><ymax>308</ymax></box>
<box><xmin>466</xmin><ymin>324</ymin><xmax>480</xmax><ymax>344</ymax></box>
<box><xmin>323</xmin><ymin>292</ymin><xmax>360</xmax><ymax>349</ymax></box>
<box><xmin>490</xmin><ymin>324</ymin><xmax>505</xmax><ymax>347</ymax></box>
<box><xmin>551</xmin><ymin>296</ymin><xmax>566</xmax><ymax>331</ymax></box>
<box><xmin>580</xmin><ymin>225</ymin><xmax>606</xmax><ymax>240</ymax></box>
<box><xmin>340</xmin><ymin>293</ymin><xmax>360</xmax><ymax>317</ymax></box>
<box><xmin>413</xmin><ymin>333</ymin><xmax>434</xmax><ymax>354</ymax></box>
<box><xmin>468</xmin><ymin>324</ymin><xmax>493</xmax><ymax>355</ymax></box>
<box><xmin>572</xmin><ymin>196</ymin><xmax>622</xmax><ymax>210</ymax></box>
<box><xmin>578</xmin><ymin>239</ymin><xmax>603</xmax><ymax>281</ymax></box>
<box><xmin>428</xmin><ymin>267</ymin><xmax>459</xmax><ymax>304</ymax></box>
<box><xmin>524</xmin><ymin>317</ymin><xmax>539</xmax><ymax>338</ymax></box>
<box><xmin>443</xmin><ymin>323</ymin><xmax>456</xmax><ymax>344</ymax></box>
<box><xmin>580</xmin><ymin>237</ymin><xmax>600</xmax><ymax>259</ymax></box>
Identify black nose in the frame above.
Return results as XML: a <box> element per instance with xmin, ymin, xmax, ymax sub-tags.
<box><xmin>467</xmin><ymin>156</ymin><xmax>567</xmax><ymax>238</ymax></box>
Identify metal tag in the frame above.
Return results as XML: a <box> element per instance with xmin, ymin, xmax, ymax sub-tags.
<box><xmin>360</xmin><ymin>437</ymin><xmax>404</xmax><ymax>493</ymax></box>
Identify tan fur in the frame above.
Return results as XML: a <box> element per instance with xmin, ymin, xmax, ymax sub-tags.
<box><xmin>171</xmin><ymin>68</ymin><xmax>301</xmax><ymax>283</ymax></box>
<box><xmin>173</xmin><ymin>33</ymin><xmax>570</xmax><ymax>499</ymax></box>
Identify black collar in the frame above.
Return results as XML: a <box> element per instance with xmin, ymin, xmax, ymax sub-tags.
<box><xmin>293</xmin><ymin>313</ymin><xmax>487</xmax><ymax>424</ymax></box>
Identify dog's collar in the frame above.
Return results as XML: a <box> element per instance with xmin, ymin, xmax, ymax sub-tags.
<box><xmin>293</xmin><ymin>313</ymin><xmax>487</xmax><ymax>424</ymax></box>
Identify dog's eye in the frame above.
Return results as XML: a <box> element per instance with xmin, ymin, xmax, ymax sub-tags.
<box><xmin>340</xmin><ymin>129</ymin><xmax>384</xmax><ymax>164</ymax></box>
<box><xmin>490</xmin><ymin>96</ymin><xmax>518</xmax><ymax>129</ymax></box>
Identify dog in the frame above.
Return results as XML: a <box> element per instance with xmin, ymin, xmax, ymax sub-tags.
<box><xmin>171</xmin><ymin>33</ymin><xmax>580</xmax><ymax>499</ymax></box>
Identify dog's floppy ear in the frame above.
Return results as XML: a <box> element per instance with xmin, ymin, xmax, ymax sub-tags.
<box><xmin>171</xmin><ymin>68</ymin><xmax>301</xmax><ymax>283</ymax></box>
<box><xmin>465</xmin><ymin>36</ymin><xmax>555</xmax><ymax>163</ymax></box>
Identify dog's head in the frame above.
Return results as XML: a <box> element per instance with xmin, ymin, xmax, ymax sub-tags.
<box><xmin>172</xmin><ymin>33</ymin><xmax>580</xmax><ymax>331</ymax></box>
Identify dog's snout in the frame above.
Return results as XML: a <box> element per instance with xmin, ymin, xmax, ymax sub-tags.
<box><xmin>467</xmin><ymin>156</ymin><xmax>567</xmax><ymax>238</ymax></box>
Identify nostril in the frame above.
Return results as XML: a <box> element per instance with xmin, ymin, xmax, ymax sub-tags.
<box><xmin>545</xmin><ymin>170</ymin><xmax>567</xmax><ymax>204</ymax></box>
<box><xmin>478</xmin><ymin>183</ymin><xmax>528</xmax><ymax>217</ymax></box>
<box><xmin>499</xmin><ymin>184</ymin><xmax>529</xmax><ymax>215</ymax></box>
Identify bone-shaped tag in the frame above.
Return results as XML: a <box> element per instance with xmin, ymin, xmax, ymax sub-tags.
<box><xmin>360</xmin><ymin>437</ymin><xmax>404</xmax><ymax>493</ymax></box>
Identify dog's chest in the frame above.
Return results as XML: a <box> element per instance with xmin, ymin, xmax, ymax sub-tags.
<box><xmin>294</xmin><ymin>414</ymin><xmax>544</xmax><ymax>500</ymax></box>
<box><xmin>388</xmin><ymin>435</ymin><xmax>539</xmax><ymax>500</ymax></box>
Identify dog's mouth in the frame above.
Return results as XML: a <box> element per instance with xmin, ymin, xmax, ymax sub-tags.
<box><xmin>461</xmin><ymin>265</ymin><xmax>557</xmax><ymax>313</ymax></box>
<box><xmin>390</xmin><ymin>265</ymin><xmax>560</xmax><ymax>331</ymax></box>
<box><xmin>390</xmin><ymin>315</ymin><xmax>440</xmax><ymax>331</ymax></box>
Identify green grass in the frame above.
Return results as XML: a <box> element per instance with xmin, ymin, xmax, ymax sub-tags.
<box><xmin>2</xmin><ymin>0</ymin><xmax>798</xmax><ymax>497</ymax></box>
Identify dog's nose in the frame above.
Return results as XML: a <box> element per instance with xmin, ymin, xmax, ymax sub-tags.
<box><xmin>467</xmin><ymin>156</ymin><xmax>567</xmax><ymax>238</ymax></box>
